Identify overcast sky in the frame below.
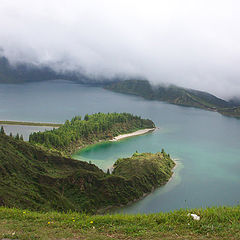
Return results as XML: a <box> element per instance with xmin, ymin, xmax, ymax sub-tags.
<box><xmin>0</xmin><ymin>0</ymin><xmax>240</xmax><ymax>98</ymax></box>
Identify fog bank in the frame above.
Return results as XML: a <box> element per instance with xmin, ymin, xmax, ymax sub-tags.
<box><xmin>0</xmin><ymin>0</ymin><xmax>240</xmax><ymax>98</ymax></box>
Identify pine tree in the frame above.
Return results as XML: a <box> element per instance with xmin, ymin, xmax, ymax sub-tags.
<box><xmin>15</xmin><ymin>133</ymin><xmax>20</xmax><ymax>140</ymax></box>
<box><xmin>84</xmin><ymin>114</ymin><xmax>89</xmax><ymax>121</ymax></box>
<box><xmin>0</xmin><ymin>126</ymin><xmax>5</xmax><ymax>135</ymax></box>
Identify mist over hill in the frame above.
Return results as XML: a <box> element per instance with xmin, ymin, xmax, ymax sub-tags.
<box><xmin>0</xmin><ymin>1</ymin><xmax>240</xmax><ymax>98</ymax></box>
<box><xmin>0</xmin><ymin>56</ymin><xmax>110</xmax><ymax>85</ymax></box>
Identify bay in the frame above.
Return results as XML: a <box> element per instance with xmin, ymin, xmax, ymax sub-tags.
<box><xmin>1</xmin><ymin>80</ymin><xmax>240</xmax><ymax>213</ymax></box>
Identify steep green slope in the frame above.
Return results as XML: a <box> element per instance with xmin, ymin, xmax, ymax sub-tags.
<box><xmin>29</xmin><ymin>112</ymin><xmax>155</xmax><ymax>154</ymax></box>
<box><xmin>0</xmin><ymin>132</ymin><xmax>173</xmax><ymax>213</ymax></box>
<box><xmin>0</xmin><ymin>133</ymin><xmax>104</xmax><ymax>212</ymax></box>
<box><xmin>105</xmin><ymin>79</ymin><xmax>235</xmax><ymax>111</ymax></box>
<box><xmin>113</xmin><ymin>151</ymin><xmax>175</xmax><ymax>191</ymax></box>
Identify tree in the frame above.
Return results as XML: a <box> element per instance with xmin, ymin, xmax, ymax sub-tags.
<box><xmin>0</xmin><ymin>126</ymin><xmax>5</xmax><ymax>135</ymax></box>
<box><xmin>15</xmin><ymin>133</ymin><xmax>20</xmax><ymax>140</ymax></box>
<box><xmin>84</xmin><ymin>114</ymin><xmax>89</xmax><ymax>121</ymax></box>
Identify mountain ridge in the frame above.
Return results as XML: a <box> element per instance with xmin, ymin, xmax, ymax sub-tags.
<box><xmin>105</xmin><ymin>79</ymin><xmax>240</xmax><ymax>118</ymax></box>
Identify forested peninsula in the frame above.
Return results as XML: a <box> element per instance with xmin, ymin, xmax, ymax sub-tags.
<box><xmin>0</xmin><ymin>127</ymin><xmax>174</xmax><ymax>213</ymax></box>
<box><xmin>29</xmin><ymin>112</ymin><xmax>155</xmax><ymax>154</ymax></box>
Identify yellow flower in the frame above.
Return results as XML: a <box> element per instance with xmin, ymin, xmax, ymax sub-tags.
<box><xmin>73</xmin><ymin>219</ymin><xmax>75</xmax><ymax>222</ymax></box>
<box><xmin>23</xmin><ymin>211</ymin><xmax>26</xmax><ymax>214</ymax></box>
<box><xmin>90</xmin><ymin>221</ymin><xmax>93</xmax><ymax>224</ymax></box>
<box><xmin>48</xmin><ymin>222</ymin><xmax>51</xmax><ymax>224</ymax></box>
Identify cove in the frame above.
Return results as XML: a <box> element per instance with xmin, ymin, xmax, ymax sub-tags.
<box><xmin>1</xmin><ymin>80</ymin><xmax>240</xmax><ymax>214</ymax></box>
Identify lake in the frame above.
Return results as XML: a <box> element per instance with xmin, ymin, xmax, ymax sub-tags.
<box><xmin>1</xmin><ymin>80</ymin><xmax>240</xmax><ymax>213</ymax></box>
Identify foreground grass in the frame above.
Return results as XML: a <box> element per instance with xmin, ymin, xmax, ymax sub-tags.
<box><xmin>0</xmin><ymin>120</ymin><xmax>62</xmax><ymax>127</ymax></box>
<box><xmin>0</xmin><ymin>206</ymin><xmax>240</xmax><ymax>239</ymax></box>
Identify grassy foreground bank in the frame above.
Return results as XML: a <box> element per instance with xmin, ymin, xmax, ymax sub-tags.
<box><xmin>0</xmin><ymin>206</ymin><xmax>240</xmax><ymax>239</ymax></box>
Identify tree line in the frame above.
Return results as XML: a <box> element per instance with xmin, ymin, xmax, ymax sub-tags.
<box><xmin>0</xmin><ymin>126</ymin><xmax>24</xmax><ymax>140</ymax></box>
<box><xmin>29</xmin><ymin>112</ymin><xmax>155</xmax><ymax>152</ymax></box>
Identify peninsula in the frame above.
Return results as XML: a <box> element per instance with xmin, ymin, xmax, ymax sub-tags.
<box><xmin>0</xmin><ymin>121</ymin><xmax>174</xmax><ymax>213</ymax></box>
<box><xmin>29</xmin><ymin>112</ymin><xmax>155</xmax><ymax>154</ymax></box>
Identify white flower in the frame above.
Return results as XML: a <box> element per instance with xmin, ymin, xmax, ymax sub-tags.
<box><xmin>187</xmin><ymin>213</ymin><xmax>200</xmax><ymax>221</ymax></box>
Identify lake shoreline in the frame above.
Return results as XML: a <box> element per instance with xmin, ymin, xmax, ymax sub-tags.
<box><xmin>0</xmin><ymin>120</ymin><xmax>62</xmax><ymax>127</ymax></box>
<box><xmin>97</xmin><ymin>157</ymin><xmax>177</xmax><ymax>215</ymax></box>
<box><xmin>72</xmin><ymin>127</ymin><xmax>156</xmax><ymax>156</ymax></box>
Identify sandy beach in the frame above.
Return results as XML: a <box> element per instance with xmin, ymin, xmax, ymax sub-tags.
<box><xmin>110</xmin><ymin>128</ymin><xmax>155</xmax><ymax>142</ymax></box>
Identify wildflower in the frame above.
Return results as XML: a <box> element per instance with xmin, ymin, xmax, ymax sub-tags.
<box><xmin>48</xmin><ymin>221</ymin><xmax>51</xmax><ymax>224</ymax></box>
<box><xmin>23</xmin><ymin>211</ymin><xmax>26</xmax><ymax>214</ymax></box>
<box><xmin>188</xmin><ymin>213</ymin><xmax>200</xmax><ymax>221</ymax></box>
<box><xmin>90</xmin><ymin>221</ymin><xmax>93</xmax><ymax>224</ymax></box>
<box><xmin>73</xmin><ymin>219</ymin><xmax>75</xmax><ymax>222</ymax></box>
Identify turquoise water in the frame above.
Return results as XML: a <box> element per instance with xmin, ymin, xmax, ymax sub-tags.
<box><xmin>1</xmin><ymin>80</ymin><xmax>240</xmax><ymax>213</ymax></box>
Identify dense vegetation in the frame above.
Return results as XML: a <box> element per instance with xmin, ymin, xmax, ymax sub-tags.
<box><xmin>113</xmin><ymin>151</ymin><xmax>175</xmax><ymax>192</ymax></box>
<box><xmin>1</xmin><ymin>206</ymin><xmax>240</xmax><ymax>240</ymax></box>
<box><xmin>0</xmin><ymin>132</ymin><xmax>173</xmax><ymax>214</ymax></box>
<box><xmin>29</xmin><ymin>113</ymin><xmax>155</xmax><ymax>154</ymax></box>
<box><xmin>105</xmin><ymin>80</ymin><xmax>240</xmax><ymax>117</ymax></box>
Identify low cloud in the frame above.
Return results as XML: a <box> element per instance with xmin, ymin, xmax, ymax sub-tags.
<box><xmin>0</xmin><ymin>0</ymin><xmax>240</xmax><ymax>98</ymax></box>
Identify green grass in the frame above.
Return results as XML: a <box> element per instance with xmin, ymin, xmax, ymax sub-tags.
<box><xmin>0</xmin><ymin>120</ymin><xmax>62</xmax><ymax>127</ymax></box>
<box><xmin>0</xmin><ymin>206</ymin><xmax>239</xmax><ymax>239</ymax></box>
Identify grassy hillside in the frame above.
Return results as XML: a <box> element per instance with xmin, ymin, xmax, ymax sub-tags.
<box><xmin>113</xmin><ymin>151</ymin><xmax>175</xmax><ymax>191</ymax></box>
<box><xmin>105</xmin><ymin>80</ymin><xmax>240</xmax><ymax>116</ymax></box>
<box><xmin>0</xmin><ymin>132</ymin><xmax>173</xmax><ymax>214</ymax></box>
<box><xmin>29</xmin><ymin>113</ymin><xmax>155</xmax><ymax>154</ymax></box>
<box><xmin>0</xmin><ymin>206</ymin><xmax>239</xmax><ymax>239</ymax></box>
